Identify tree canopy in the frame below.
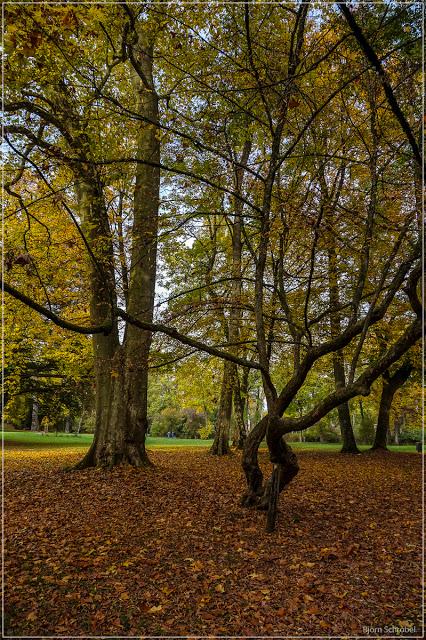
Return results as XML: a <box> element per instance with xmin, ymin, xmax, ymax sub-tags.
<box><xmin>3</xmin><ymin>2</ymin><xmax>422</xmax><ymax>530</ymax></box>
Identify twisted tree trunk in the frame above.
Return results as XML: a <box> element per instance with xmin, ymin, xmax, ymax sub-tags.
<box><xmin>241</xmin><ymin>415</ymin><xmax>299</xmax><ymax>527</ymax></box>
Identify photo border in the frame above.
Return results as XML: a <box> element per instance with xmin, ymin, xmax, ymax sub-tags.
<box><xmin>1</xmin><ymin>1</ymin><xmax>424</xmax><ymax>638</ymax></box>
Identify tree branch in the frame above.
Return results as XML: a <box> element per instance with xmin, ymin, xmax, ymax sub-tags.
<box><xmin>3</xmin><ymin>281</ymin><xmax>112</xmax><ymax>335</ymax></box>
<box><xmin>338</xmin><ymin>2</ymin><xmax>421</xmax><ymax>166</ymax></box>
<box><xmin>2</xmin><ymin>280</ymin><xmax>274</xmax><ymax>383</ymax></box>
<box><xmin>280</xmin><ymin>317</ymin><xmax>422</xmax><ymax>433</ymax></box>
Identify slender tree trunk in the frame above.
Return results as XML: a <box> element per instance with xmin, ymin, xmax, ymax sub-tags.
<box><xmin>211</xmin><ymin>139</ymin><xmax>251</xmax><ymax>455</ymax></box>
<box><xmin>30</xmin><ymin>398</ymin><xmax>39</xmax><ymax>431</ymax></box>
<box><xmin>324</xmin><ymin>193</ymin><xmax>359</xmax><ymax>454</ymax></box>
<box><xmin>334</xmin><ymin>353</ymin><xmax>358</xmax><ymax>453</ymax></box>
<box><xmin>232</xmin><ymin>367</ymin><xmax>249</xmax><ymax>448</ymax></box>
<box><xmin>230</xmin><ymin>140</ymin><xmax>251</xmax><ymax>450</ymax></box>
<box><xmin>75</xmin><ymin>412</ymin><xmax>83</xmax><ymax>435</ymax></box>
<box><xmin>210</xmin><ymin>361</ymin><xmax>233</xmax><ymax>455</ymax></box>
<box><xmin>371</xmin><ymin>363</ymin><xmax>412</xmax><ymax>451</ymax></box>
<box><xmin>394</xmin><ymin>415</ymin><xmax>402</xmax><ymax>445</ymax></box>
<box><xmin>116</xmin><ymin>191</ymin><xmax>129</xmax><ymax>307</ymax></box>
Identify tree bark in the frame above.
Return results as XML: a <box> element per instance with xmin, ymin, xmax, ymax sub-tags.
<box><xmin>211</xmin><ymin>139</ymin><xmax>251</xmax><ymax>455</ymax></box>
<box><xmin>232</xmin><ymin>367</ymin><xmax>248</xmax><ymax>449</ymax></box>
<box><xmin>74</xmin><ymin>177</ymin><xmax>126</xmax><ymax>468</ymax></box>
<box><xmin>372</xmin><ymin>362</ymin><xmax>412</xmax><ymax>450</ymax></box>
<box><xmin>334</xmin><ymin>354</ymin><xmax>359</xmax><ymax>453</ymax></box>
<box><xmin>210</xmin><ymin>361</ymin><xmax>233</xmax><ymax>455</ymax></box>
<box><xmin>241</xmin><ymin>415</ymin><xmax>268</xmax><ymax>506</ymax></box>
<box><xmin>229</xmin><ymin>140</ymin><xmax>251</xmax><ymax>450</ymax></box>
<box><xmin>75</xmin><ymin>23</ymin><xmax>160</xmax><ymax>469</ymax></box>
<box><xmin>30</xmin><ymin>398</ymin><xmax>39</xmax><ymax>432</ymax></box>
<box><xmin>241</xmin><ymin>414</ymin><xmax>299</xmax><ymax>525</ymax></box>
<box><xmin>394</xmin><ymin>414</ymin><xmax>403</xmax><ymax>445</ymax></box>
<box><xmin>123</xmin><ymin>27</ymin><xmax>160</xmax><ymax>467</ymax></box>
<box><xmin>322</xmin><ymin>183</ymin><xmax>359</xmax><ymax>454</ymax></box>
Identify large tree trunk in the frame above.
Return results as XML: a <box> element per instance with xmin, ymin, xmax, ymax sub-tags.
<box><xmin>123</xmin><ymin>27</ymin><xmax>160</xmax><ymax>467</ymax></box>
<box><xmin>74</xmin><ymin>177</ymin><xmax>125</xmax><ymax>468</ymax></box>
<box><xmin>373</xmin><ymin>382</ymin><xmax>396</xmax><ymax>450</ymax></box>
<box><xmin>371</xmin><ymin>362</ymin><xmax>412</xmax><ymax>451</ymax></box>
<box><xmin>75</xmin><ymin>24</ymin><xmax>160</xmax><ymax>469</ymax></box>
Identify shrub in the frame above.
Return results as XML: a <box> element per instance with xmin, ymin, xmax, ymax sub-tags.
<box><xmin>399</xmin><ymin>426</ymin><xmax>423</xmax><ymax>443</ymax></box>
<box><xmin>357</xmin><ymin>412</ymin><xmax>375</xmax><ymax>444</ymax></box>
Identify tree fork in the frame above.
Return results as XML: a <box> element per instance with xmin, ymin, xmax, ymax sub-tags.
<box><xmin>371</xmin><ymin>362</ymin><xmax>413</xmax><ymax>451</ymax></box>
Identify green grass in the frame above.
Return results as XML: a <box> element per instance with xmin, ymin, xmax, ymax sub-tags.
<box><xmin>147</xmin><ymin>437</ymin><xmax>213</xmax><ymax>447</ymax></box>
<box><xmin>1</xmin><ymin>431</ymin><xmax>213</xmax><ymax>449</ymax></box>
<box><xmin>2</xmin><ymin>431</ymin><xmax>94</xmax><ymax>447</ymax></box>
<box><xmin>284</xmin><ymin>441</ymin><xmax>418</xmax><ymax>453</ymax></box>
<box><xmin>1</xmin><ymin>430</ymin><xmax>419</xmax><ymax>453</ymax></box>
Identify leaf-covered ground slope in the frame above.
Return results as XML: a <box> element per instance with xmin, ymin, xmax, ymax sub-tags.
<box><xmin>5</xmin><ymin>448</ymin><xmax>423</xmax><ymax>636</ymax></box>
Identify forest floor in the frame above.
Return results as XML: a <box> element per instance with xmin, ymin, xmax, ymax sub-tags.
<box><xmin>4</xmin><ymin>447</ymin><xmax>423</xmax><ymax>637</ymax></box>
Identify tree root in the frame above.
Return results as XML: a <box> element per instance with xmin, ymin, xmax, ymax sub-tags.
<box><xmin>73</xmin><ymin>440</ymin><xmax>152</xmax><ymax>470</ymax></box>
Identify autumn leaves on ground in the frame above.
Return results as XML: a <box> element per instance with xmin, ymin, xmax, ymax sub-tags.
<box><xmin>5</xmin><ymin>447</ymin><xmax>422</xmax><ymax>637</ymax></box>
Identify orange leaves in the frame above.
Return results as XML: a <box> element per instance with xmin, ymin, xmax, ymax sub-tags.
<box><xmin>319</xmin><ymin>546</ymin><xmax>339</xmax><ymax>560</ymax></box>
<box><xmin>249</xmin><ymin>572</ymin><xmax>266</xmax><ymax>580</ymax></box>
<box><xmin>189</xmin><ymin>559</ymin><xmax>204</xmax><ymax>572</ymax></box>
<box><xmin>4</xmin><ymin>448</ymin><xmax>423</xmax><ymax>636</ymax></box>
<box><xmin>147</xmin><ymin>605</ymin><xmax>163</xmax><ymax>614</ymax></box>
<box><xmin>288</xmin><ymin>97</ymin><xmax>300</xmax><ymax>109</ymax></box>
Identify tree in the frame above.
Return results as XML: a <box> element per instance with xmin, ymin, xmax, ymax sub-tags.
<box><xmin>4</xmin><ymin>6</ymin><xmax>162</xmax><ymax>467</ymax></box>
<box><xmin>372</xmin><ymin>360</ymin><xmax>413</xmax><ymax>451</ymax></box>
<box><xmin>238</xmin><ymin>3</ymin><xmax>422</xmax><ymax>528</ymax></box>
<box><xmin>3</xmin><ymin>4</ymin><xmax>422</xmax><ymax>526</ymax></box>
<box><xmin>210</xmin><ymin>138</ymin><xmax>252</xmax><ymax>455</ymax></box>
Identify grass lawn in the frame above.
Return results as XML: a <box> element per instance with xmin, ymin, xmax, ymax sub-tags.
<box><xmin>1</xmin><ymin>431</ymin><xmax>213</xmax><ymax>449</ymax></box>
<box><xmin>287</xmin><ymin>441</ymin><xmax>418</xmax><ymax>453</ymax></box>
<box><xmin>1</xmin><ymin>430</ymin><xmax>419</xmax><ymax>452</ymax></box>
<box><xmin>2</xmin><ymin>431</ymin><xmax>94</xmax><ymax>448</ymax></box>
